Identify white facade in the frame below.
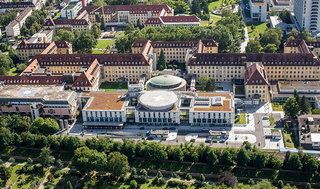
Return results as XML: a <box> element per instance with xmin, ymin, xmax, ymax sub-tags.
<box><xmin>249</xmin><ymin>0</ymin><xmax>267</xmax><ymax>22</ymax></box>
<box><xmin>5</xmin><ymin>21</ymin><xmax>20</xmax><ymax>37</ymax></box>
<box><xmin>294</xmin><ymin>0</ymin><xmax>320</xmax><ymax>33</ymax></box>
<box><xmin>61</xmin><ymin>1</ymin><xmax>82</xmax><ymax>19</ymax></box>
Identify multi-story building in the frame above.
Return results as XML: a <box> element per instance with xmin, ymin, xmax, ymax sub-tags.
<box><xmin>144</xmin><ymin>16</ymin><xmax>200</xmax><ymax>27</ymax></box>
<box><xmin>5</xmin><ymin>7</ymin><xmax>33</xmax><ymax>37</ymax></box>
<box><xmin>249</xmin><ymin>0</ymin><xmax>267</xmax><ymax>22</ymax></box>
<box><xmin>298</xmin><ymin>114</ymin><xmax>320</xmax><ymax>149</ymax></box>
<box><xmin>80</xmin><ymin>4</ymin><xmax>173</xmax><ymax>26</ymax></box>
<box><xmin>61</xmin><ymin>1</ymin><xmax>82</xmax><ymax>19</ymax></box>
<box><xmin>131</xmin><ymin>39</ymin><xmax>218</xmax><ymax>63</ymax></box>
<box><xmin>29</xmin><ymin>30</ymin><xmax>54</xmax><ymax>43</ymax></box>
<box><xmin>284</xmin><ymin>39</ymin><xmax>320</xmax><ymax>57</ymax></box>
<box><xmin>0</xmin><ymin>0</ymin><xmax>40</xmax><ymax>12</ymax></box>
<box><xmin>245</xmin><ymin>63</ymin><xmax>270</xmax><ymax>102</ymax></box>
<box><xmin>81</xmin><ymin>90</ymin><xmax>234</xmax><ymax>128</ymax></box>
<box><xmin>43</xmin><ymin>17</ymin><xmax>91</xmax><ymax>32</ymax></box>
<box><xmin>16</xmin><ymin>40</ymin><xmax>72</xmax><ymax>60</ymax></box>
<box><xmin>294</xmin><ymin>0</ymin><xmax>320</xmax><ymax>33</ymax></box>
<box><xmin>0</xmin><ymin>85</ymin><xmax>78</xmax><ymax>121</ymax></box>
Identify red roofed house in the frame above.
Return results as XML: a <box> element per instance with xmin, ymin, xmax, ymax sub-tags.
<box><xmin>245</xmin><ymin>63</ymin><xmax>270</xmax><ymax>102</ymax></box>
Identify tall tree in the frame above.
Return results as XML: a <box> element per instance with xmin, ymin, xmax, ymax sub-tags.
<box><xmin>218</xmin><ymin>171</ymin><xmax>238</xmax><ymax>187</ymax></box>
<box><xmin>300</xmin><ymin>96</ymin><xmax>310</xmax><ymax>115</ymax></box>
<box><xmin>157</xmin><ymin>49</ymin><xmax>166</xmax><ymax>70</ymax></box>
<box><xmin>237</xmin><ymin>148</ymin><xmax>250</xmax><ymax>166</ymax></box>
<box><xmin>72</xmin><ymin>147</ymin><xmax>108</xmax><ymax>173</ymax></box>
<box><xmin>73</xmin><ymin>31</ymin><xmax>97</xmax><ymax>53</ymax></box>
<box><xmin>207</xmin><ymin>150</ymin><xmax>219</xmax><ymax>166</ymax></box>
<box><xmin>192</xmin><ymin>0</ymin><xmax>201</xmax><ymax>15</ymax></box>
<box><xmin>101</xmin><ymin>16</ymin><xmax>106</xmax><ymax>31</ymax></box>
<box><xmin>40</xmin><ymin>147</ymin><xmax>54</xmax><ymax>167</ymax></box>
<box><xmin>283</xmin><ymin>97</ymin><xmax>300</xmax><ymax>119</ymax></box>
<box><xmin>91</xmin><ymin>23</ymin><xmax>101</xmax><ymax>39</ymax></box>
<box><xmin>199</xmin><ymin>75</ymin><xmax>209</xmax><ymax>90</ymax></box>
<box><xmin>294</xmin><ymin>89</ymin><xmax>300</xmax><ymax>105</ymax></box>
<box><xmin>206</xmin><ymin>78</ymin><xmax>216</xmax><ymax>91</ymax></box>
<box><xmin>107</xmin><ymin>152</ymin><xmax>130</xmax><ymax>178</ymax></box>
<box><xmin>246</xmin><ymin>40</ymin><xmax>262</xmax><ymax>53</ymax></box>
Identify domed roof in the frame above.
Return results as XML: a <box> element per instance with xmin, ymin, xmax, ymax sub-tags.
<box><xmin>138</xmin><ymin>91</ymin><xmax>178</xmax><ymax>111</ymax></box>
<box><xmin>149</xmin><ymin>75</ymin><xmax>182</xmax><ymax>87</ymax></box>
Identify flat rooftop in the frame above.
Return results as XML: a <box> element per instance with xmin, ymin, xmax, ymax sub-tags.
<box><xmin>0</xmin><ymin>86</ymin><xmax>74</xmax><ymax>102</ymax></box>
<box><xmin>278</xmin><ymin>81</ymin><xmax>320</xmax><ymax>92</ymax></box>
<box><xmin>82</xmin><ymin>92</ymin><xmax>126</xmax><ymax>111</ymax></box>
<box><xmin>193</xmin><ymin>93</ymin><xmax>233</xmax><ymax>112</ymax></box>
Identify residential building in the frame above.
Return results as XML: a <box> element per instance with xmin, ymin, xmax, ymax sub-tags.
<box><xmin>0</xmin><ymin>85</ymin><xmax>78</xmax><ymax>121</ymax></box>
<box><xmin>61</xmin><ymin>1</ymin><xmax>82</xmax><ymax>19</ymax></box>
<box><xmin>294</xmin><ymin>0</ymin><xmax>320</xmax><ymax>33</ymax></box>
<box><xmin>43</xmin><ymin>17</ymin><xmax>91</xmax><ymax>32</ymax></box>
<box><xmin>80</xmin><ymin>4</ymin><xmax>173</xmax><ymax>26</ymax></box>
<box><xmin>284</xmin><ymin>39</ymin><xmax>320</xmax><ymax>57</ymax></box>
<box><xmin>29</xmin><ymin>30</ymin><xmax>54</xmax><ymax>43</ymax></box>
<box><xmin>81</xmin><ymin>90</ymin><xmax>234</xmax><ymax>128</ymax></box>
<box><xmin>249</xmin><ymin>0</ymin><xmax>267</xmax><ymax>22</ymax></box>
<box><xmin>16</xmin><ymin>40</ymin><xmax>72</xmax><ymax>60</ymax></box>
<box><xmin>5</xmin><ymin>7</ymin><xmax>32</xmax><ymax>37</ymax></box>
<box><xmin>144</xmin><ymin>15</ymin><xmax>201</xmax><ymax>27</ymax></box>
<box><xmin>298</xmin><ymin>114</ymin><xmax>320</xmax><ymax>149</ymax></box>
<box><xmin>0</xmin><ymin>1</ymin><xmax>40</xmax><ymax>12</ymax></box>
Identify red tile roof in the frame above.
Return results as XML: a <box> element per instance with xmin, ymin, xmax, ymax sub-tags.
<box><xmin>44</xmin><ymin>18</ymin><xmax>89</xmax><ymax>26</ymax></box>
<box><xmin>245</xmin><ymin>63</ymin><xmax>269</xmax><ymax>85</ymax></box>
<box><xmin>188</xmin><ymin>53</ymin><xmax>319</xmax><ymax>66</ymax></box>
<box><xmin>17</xmin><ymin>40</ymin><xmax>50</xmax><ymax>50</ymax></box>
<box><xmin>151</xmin><ymin>41</ymin><xmax>198</xmax><ymax>48</ymax></box>
<box><xmin>0</xmin><ymin>1</ymin><xmax>35</xmax><ymax>9</ymax></box>
<box><xmin>160</xmin><ymin>16</ymin><xmax>200</xmax><ymax>23</ymax></box>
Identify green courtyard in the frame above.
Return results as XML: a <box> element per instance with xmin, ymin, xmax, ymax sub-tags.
<box><xmin>99</xmin><ymin>82</ymin><xmax>128</xmax><ymax>92</ymax></box>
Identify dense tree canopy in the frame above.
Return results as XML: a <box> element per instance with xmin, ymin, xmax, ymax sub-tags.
<box><xmin>73</xmin><ymin>30</ymin><xmax>97</xmax><ymax>53</ymax></box>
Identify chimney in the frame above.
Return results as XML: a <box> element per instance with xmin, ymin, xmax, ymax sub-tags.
<box><xmin>82</xmin><ymin>0</ymin><xmax>86</xmax><ymax>7</ymax></box>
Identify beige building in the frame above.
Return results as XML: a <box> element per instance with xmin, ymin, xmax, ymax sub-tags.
<box><xmin>43</xmin><ymin>17</ymin><xmax>91</xmax><ymax>32</ymax></box>
<box><xmin>245</xmin><ymin>63</ymin><xmax>269</xmax><ymax>102</ymax></box>
<box><xmin>284</xmin><ymin>39</ymin><xmax>320</xmax><ymax>58</ymax></box>
<box><xmin>16</xmin><ymin>40</ymin><xmax>72</xmax><ymax>61</ymax></box>
<box><xmin>81</xmin><ymin>5</ymin><xmax>173</xmax><ymax>26</ymax></box>
<box><xmin>144</xmin><ymin>16</ymin><xmax>200</xmax><ymax>27</ymax></box>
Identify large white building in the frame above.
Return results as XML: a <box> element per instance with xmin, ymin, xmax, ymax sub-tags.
<box><xmin>81</xmin><ymin>91</ymin><xmax>235</xmax><ymax>128</ymax></box>
<box><xmin>294</xmin><ymin>0</ymin><xmax>320</xmax><ymax>34</ymax></box>
<box><xmin>61</xmin><ymin>1</ymin><xmax>82</xmax><ymax>19</ymax></box>
<box><xmin>249</xmin><ymin>0</ymin><xmax>267</xmax><ymax>22</ymax></box>
<box><xmin>5</xmin><ymin>7</ymin><xmax>33</xmax><ymax>37</ymax></box>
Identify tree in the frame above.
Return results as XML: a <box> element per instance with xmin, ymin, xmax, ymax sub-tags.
<box><xmin>305</xmin><ymin>183</ymin><xmax>312</xmax><ymax>189</ymax></box>
<box><xmin>0</xmin><ymin>127</ymin><xmax>12</xmax><ymax>149</ymax></box>
<box><xmin>107</xmin><ymin>152</ymin><xmax>130</xmax><ymax>177</ymax></box>
<box><xmin>192</xmin><ymin>0</ymin><xmax>201</xmax><ymax>15</ymax></box>
<box><xmin>125</xmin><ymin>23</ymin><xmax>135</xmax><ymax>35</ymax></box>
<box><xmin>143</xmin><ymin>142</ymin><xmax>167</xmax><ymax>161</ymax></box>
<box><xmin>246</xmin><ymin>40</ymin><xmax>262</xmax><ymax>53</ymax></box>
<box><xmin>130</xmin><ymin>180</ymin><xmax>138</xmax><ymax>189</ymax></box>
<box><xmin>304</xmin><ymin>157</ymin><xmax>319</xmax><ymax>173</ymax></box>
<box><xmin>72</xmin><ymin>147</ymin><xmax>108</xmax><ymax>173</ymax></box>
<box><xmin>157</xmin><ymin>49</ymin><xmax>166</xmax><ymax>70</ymax></box>
<box><xmin>27</xmin><ymin>157</ymin><xmax>33</xmax><ymax>165</ymax></box>
<box><xmin>263</xmin><ymin>44</ymin><xmax>277</xmax><ymax>53</ymax></box>
<box><xmin>300</xmin><ymin>96</ymin><xmax>311</xmax><ymax>115</ymax></box>
<box><xmin>0</xmin><ymin>53</ymin><xmax>12</xmax><ymax>75</ymax></box>
<box><xmin>205</xmin><ymin>78</ymin><xmax>216</xmax><ymax>91</ymax></box>
<box><xmin>220</xmin><ymin>150</ymin><xmax>233</xmax><ymax>166</ymax></box>
<box><xmin>207</xmin><ymin>150</ymin><xmax>219</xmax><ymax>166</ymax></box>
<box><xmin>0</xmin><ymin>165</ymin><xmax>11</xmax><ymax>182</ymax></box>
<box><xmin>287</xmin><ymin>154</ymin><xmax>302</xmax><ymax>170</ymax></box>
<box><xmin>260</xmin><ymin>28</ymin><xmax>282</xmax><ymax>49</ymax></box>
<box><xmin>101</xmin><ymin>16</ymin><xmax>106</xmax><ymax>31</ymax></box>
<box><xmin>283</xmin><ymin>97</ymin><xmax>300</xmax><ymax>119</ymax></box>
<box><xmin>267</xmin><ymin>154</ymin><xmax>282</xmax><ymax>169</ymax></box>
<box><xmin>202</xmin><ymin>0</ymin><xmax>209</xmax><ymax>14</ymax></box>
<box><xmin>253</xmin><ymin>152</ymin><xmax>267</xmax><ymax>169</ymax></box>
<box><xmin>31</xmin><ymin>117</ymin><xmax>59</xmax><ymax>135</ymax></box>
<box><xmin>173</xmin><ymin>148</ymin><xmax>184</xmax><ymax>162</ymax></box>
<box><xmin>191</xmin><ymin>152</ymin><xmax>199</xmax><ymax>162</ymax></box>
<box><xmin>237</xmin><ymin>148</ymin><xmax>250</xmax><ymax>166</ymax></box>
<box><xmin>278</xmin><ymin>180</ymin><xmax>284</xmax><ymax>188</ymax></box>
<box><xmin>124</xmin><ymin>142</ymin><xmax>136</xmax><ymax>158</ymax></box>
<box><xmin>294</xmin><ymin>89</ymin><xmax>301</xmax><ymax>105</ymax></box>
<box><xmin>40</xmin><ymin>147</ymin><xmax>54</xmax><ymax>167</ymax></box>
<box><xmin>200</xmin><ymin>174</ymin><xmax>205</xmax><ymax>182</ymax></box>
<box><xmin>73</xmin><ymin>30</ymin><xmax>97</xmax><ymax>53</ymax></box>
<box><xmin>91</xmin><ymin>23</ymin><xmax>101</xmax><ymax>39</ymax></box>
<box><xmin>67</xmin><ymin>181</ymin><xmax>73</xmax><ymax>189</ymax></box>
<box><xmin>54</xmin><ymin>29</ymin><xmax>74</xmax><ymax>43</ymax></box>
<box><xmin>175</xmin><ymin>0</ymin><xmax>189</xmax><ymax>14</ymax></box>
<box><xmin>218</xmin><ymin>171</ymin><xmax>238</xmax><ymax>187</ymax></box>
<box><xmin>199</xmin><ymin>75</ymin><xmax>209</xmax><ymax>90</ymax></box>
<box><xmin>279</xmin><ymin>9</ymin><xmax>291</xmax><ymax>24</ymax></box>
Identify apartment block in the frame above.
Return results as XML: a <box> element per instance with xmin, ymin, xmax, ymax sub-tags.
<box><xmin>284</xmin><ymin>39</ymin><xmax>320</xmax><ymax>57</ymax></box>
<box><xmin>44</xmin><ymin>17</ymin><xmax>91</xmax><ymax>32</ymax></box>
<box><xmin>144</xmin><ymin>16</ymin><xmax>200</xmax><ymax>27</ymax></box>
<box><xmin>5</xmin><ymin>7</ymin><xmax>32</xmax><ymax>37</ymax></box>
<box><xmin>61</xmin><ymin>1</ymin><xmax>82</xmax><ymax>19</ymax></box>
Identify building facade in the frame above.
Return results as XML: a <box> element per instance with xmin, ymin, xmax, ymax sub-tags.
<box><xmin>144</xmin><ymin>16</ymin><xmax>201</xmax><ymax>27</ymax></box>
<box><xmin>294</xmin><ymin>0</ymin><xmax>320</xmax><ymax>33</ymax></box>
<box><xmin>43</xmin><ymin>18</ymin><xmax>91</xmax><ymax>32</ymax></box>
<box><xmin>61</xmin><ymin>1</ymin><xmax>82</xmax><ymax>19</ymax></box>
<box><xmin>249</xmin><ymin>0</ymin><xmax>267</xmax><ymax>22</ymax></box>
<box><xmin>5</xmin><ymin>7</ymin><xmax>32</xmax><ymax>37</ymax></box>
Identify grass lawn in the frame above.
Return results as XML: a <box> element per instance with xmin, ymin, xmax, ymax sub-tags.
<box><xmin>8</xmin><ymin>67</ymin><xmax>19</xmax><ymax>76</ymax></box>
<box><xmin>247</xmin><ymin>22</ymin><xmax>268</xmax><ymax>39</ymax></box>
<box><xmin>99</xmin><ymin>82</ymin><xmax>128</xmax><ymax>92</ymax></box>
<box><xmin>282</xmin><ymin>130</ymin><xmax>296</xmax><ymax>148</ymax></box>
<box><xmin>234</xmin><ymin>113</ymin><xmax>246</xmax><ymax>124</ymax></box>
<box><xmin>91</xmin><ymin>49</ymin><xmax>105</xmax><ymax>54</ymax></box>
<box><xmin>200</xmin><ymin>21</ymin><xmax>209</xmax><ymax>26</ymax></box>
<box><xmin>235</xmin><ymin>85</ymin><xmax>245</xmax><ymax>95</ymax></box>
<box><xmin>95</xmin><ymin>40</ymin><xmax>115</xmax><ymax>49</ymax></box>
<box><xmin>272</xmin><ymin>102</ymin><xmax>283</xmax><ymax>111</ymax></box>
<box><xmin>269</xmin><ymin>116</ymin><xmax>275</xmax><ymax>126</ymax></box>
<box><xmin>208</xmin><ymin>0</ymin><xmax>237</xmax><ymax>10</ymax></box>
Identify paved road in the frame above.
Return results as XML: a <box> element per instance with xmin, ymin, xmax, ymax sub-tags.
<box><xmin>240</xmin><ymin>0</ymin><xmax>249</xmax><ymax>53</ymax></box>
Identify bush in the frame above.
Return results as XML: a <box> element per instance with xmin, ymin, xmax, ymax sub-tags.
<box><xmin>8</xmin><ymin>157</ymin><xmax>15</xmax><ymax>163</ymax></box>
<box><xmin>312</xmin><ymin>109</ymin><xmax>320</xmax><ymax>114</ymax></box>
<box><xmin>185</xmin><ymin>173</ymin><xmax>192</xmax><ymax>180</ymax></box>
<box><xmin>139</xmin><ymin>169</ymin><xmax>147</xmax><ymax>176</ymax></box>
<box><xmin>130</xmin><ymin>180</ymin><xmax>138</xmax><ymax>189</ymax></box>
<box><xmin>54</xmin><ymin>169</ymin><xmax>65</xmax><ymax>178</ymax></box>
<box><xmin>167</xmin><ymin>180</ymin><xmax>189</xmax><ymax>188</ymax></box>
<box><xmin>27</xmin><ymin>158</ymin><xmax>33</xmax><ymax>165</ymax></box>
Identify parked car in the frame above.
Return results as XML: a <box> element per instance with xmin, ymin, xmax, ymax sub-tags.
<box><xmin>162</xmin><ymin>127</ymin><xmax>168</xmax><ymax>130</ymax></box>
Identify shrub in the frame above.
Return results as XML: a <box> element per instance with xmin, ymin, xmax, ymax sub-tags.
<box><xmin>185</xmin><ymin>173</ymin><xmax>192</xmax><ymax>180</ymax></box>
<box><xmin>130</xmin><ymin>180</ymin><xmax>138</xmax><ymax>189</ymax></box>
<box><xmin>167</xmin><ymin>180</ymin><xmax>189</xmax><ymax>188</ymax></box>
<box><xmin>8</xmin><ymin>157</ymin><xmax>15</xmax><ymax>163</ymax></box>
<box><xmin>312</xmin><ymin>109</ymin><xmax>320</xmax><ymax>114</ymax></box>
<box><xmin>27</xmin><ymin>158</ymin><xmax>33</xmax><ymax>165</ymax></box>
<box><xmin>139</xmin><ymin>169</ymin><xmax>147</xmax><ymax>176</ymax></box>
<box><xmin>54</xmin><ymin>170</ymin><xmax>65</xmax><ymax>178</ymax></box>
